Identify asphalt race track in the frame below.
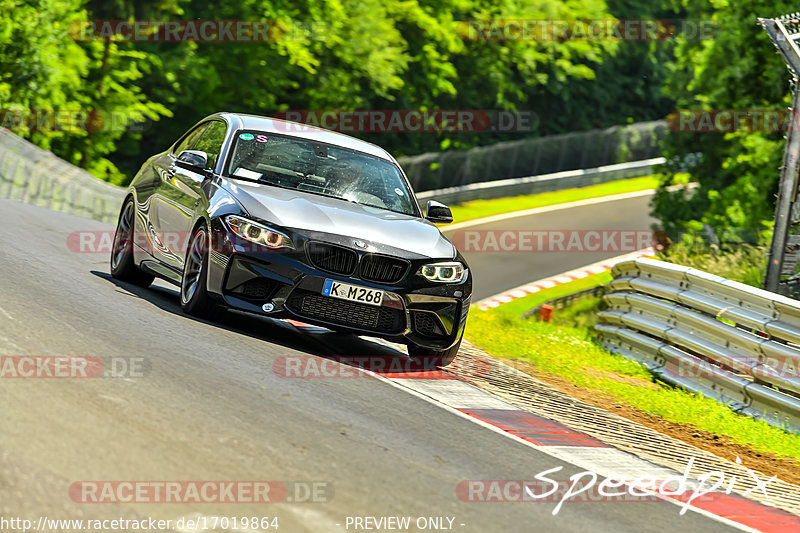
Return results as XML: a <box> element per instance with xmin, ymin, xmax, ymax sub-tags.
<box><xmin>0</xmin><ymin>199</ymin><xmax>742</xmax><ymax>532</ymax></box>
<box><xmin>445</xmin><ymin>191</ymin><xmax>658</xmax><ymax>300</ymax></box>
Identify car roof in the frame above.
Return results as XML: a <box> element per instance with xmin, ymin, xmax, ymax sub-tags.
<box><xmin>211</xmin><ymin>112</ymin><xmax>395</xmax><ymax>162</ymax></box>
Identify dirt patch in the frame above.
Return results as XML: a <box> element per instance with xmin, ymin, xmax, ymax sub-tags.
<box><xmin>502</xmin><ymin>358</ymin><xmax>800</xmax><ymax>486</ymax></box>
<box><xmin>578</xmin><ymin>367</ymin><xmax>661</xmax><ymax>389</ymax></box>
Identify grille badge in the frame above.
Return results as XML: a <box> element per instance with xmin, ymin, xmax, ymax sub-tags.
<box><xmin>354</xmin><ymin>240</ymin><xmax>367</xmax><ymax>249</ymax></box>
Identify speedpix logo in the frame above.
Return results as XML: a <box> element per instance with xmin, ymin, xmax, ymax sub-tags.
<box><xmin>457</xmin><ymin>458</ymin><xmax>776</xmax><ymax>515</ymax></box>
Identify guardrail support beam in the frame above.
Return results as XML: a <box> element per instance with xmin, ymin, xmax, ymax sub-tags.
<box><xmin>761</xmin><ymin>16</ymin><xmax>800</xmax><ymax>293</ymax></box>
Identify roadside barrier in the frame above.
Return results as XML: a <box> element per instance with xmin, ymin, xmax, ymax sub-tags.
<box><xmin>0</xmin><ymin>128</ymin><xmax>660</xmax><ymax>225</ymax></box>
<box><xmin>0</xmin><ymin>129</ymin><xmax>124</xmax><ymax>223</ymax></box>
<box><xmin>596</xmin><ymin>257</ymin><xmax>800</xmax><ymax>433</ymax></box>
<box><xmin>416</xmin><ymin>158</ymin><xmax>664</xmax><ymax>205</ymax></box>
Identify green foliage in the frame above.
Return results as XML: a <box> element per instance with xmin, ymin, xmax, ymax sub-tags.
<box><xmin>3</xmin><ymin>0</ymin><xmax>682</xmax><ymax>184</ymax></box>
<box><xmin>0</xmin><ymin>0</ymin><xmax>87</xmax><ymax>134</ymax></box>
<box><xmin>657</xmin><ymin>236</ymin><xmax>769</xmax><ymax>287</ymax></box>
<box><xmin>446</xmin><ymin>175</ymin><xmax>661</xmax><ymax>223</ymax></box>
<box><xmin>116</xmin><ymin>0</ymin><xmax>625</xmax><ymax>178</ymax></box>
<box><xmin>0</xmin><ymin>0</ymin><xmax>177</xmax><ymax>183</ymax></box>
<box><xmin>654</xmin><ymin>0</ymin><xmax>796</xmax><ymax>235</ymax></box>
<box><xmin>465</xmin><ymin>268</ymin><xmax>800</xmax><ymax>461</ymax></box>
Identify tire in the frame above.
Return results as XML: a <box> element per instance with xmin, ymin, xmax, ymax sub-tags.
<box><xmin>408</xmin><ymin>333</ymin><xmax>463</xmax><ymax>368</ymax></box>
<box><xmin>110</xmin><ymin>199</ymin><xmax>154</xmax><ymax>287</ymax></box>
<box><xmin>180</xmin><ymin>225</ymin><xmax>220</xmax><ymax>319</ymax></box>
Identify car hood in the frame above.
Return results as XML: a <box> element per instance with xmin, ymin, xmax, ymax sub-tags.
<box><xmin>221</xmin><ymin>179</ymin><xmax>456</xmax><ymax>259</ymax></box>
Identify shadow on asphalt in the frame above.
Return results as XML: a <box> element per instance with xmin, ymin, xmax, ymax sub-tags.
<box><xmin>90</xmin><ymin>270</ymin><xmax>438</xmax><ymax>375</ymax></box>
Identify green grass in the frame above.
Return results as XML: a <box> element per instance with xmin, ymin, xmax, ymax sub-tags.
<box><xmin>656</xmin><ymin>240</ymin><xmax>767</xmax><ymax>288</ymax></box>
<box><xmin>464</xmin><ymin>273</ymin><xmax>800</xmax><ymax>462</ymax></box>
<box><xmin>447</xmin><ymin>175</ymin><xmax>662</xmax><ymax>224</ymax></box>
<box><xmin>453</xmin><ymin>174</ymin><xmax>796</xmax><ymax>458</ymax></box>
<box><xmin>495</xmin><ymin>270</ymin><xmax>612</xmax><ymax>318</ymax></box>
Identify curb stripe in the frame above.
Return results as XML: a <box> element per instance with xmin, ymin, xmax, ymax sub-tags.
<box><xmin>376</xmin><ymin>369</ymin><xmax>455</xmax><ymax>380</ymax></box>
<box><xmin>459</xmin><ymin>408</ymin><xmax>610</xmax><ymax>448</ymax></box>
<box><xmin>282</xmin><ymin>301</ymin><xmax>800</xmax><ymax>529</ymax></box>
<box><xmin>669</xmin><ymin>492</ymin><xmax>800</xmax><ymax>531</ymax></box>
<box><xmin>475</xmin><ymin>247</ymin><xmax>654</xmax><ymax>310</ymax></box>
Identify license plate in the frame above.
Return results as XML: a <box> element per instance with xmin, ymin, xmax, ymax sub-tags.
<box><xmin>322</xmin><ymin>279</ymin><xmax>384</xmax><ymax>306</ymax></box>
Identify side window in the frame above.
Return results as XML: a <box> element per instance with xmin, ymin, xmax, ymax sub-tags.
<box><xmin>193</xmin><ymin>121</ymin><xmax>227</xmax><ymax>169</ymax></box>
<box><xmin>172</xmin><ymin>123</ymin><xmax>209</xmax><ymax>155</ymax></box>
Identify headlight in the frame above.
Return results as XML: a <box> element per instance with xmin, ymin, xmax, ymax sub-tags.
<box><xmin>225</xmin><ymin>215</ymin><xmax>293</xmax><ymax>249</ymax></box>
<box><xmin>418</xmin><ymin>262</ymin><xmax>466</xmax><ymax>283</ymax></box>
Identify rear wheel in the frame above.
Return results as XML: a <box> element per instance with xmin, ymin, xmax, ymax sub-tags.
<box><xmin>110</xmin><ymin>199</ymin><xmax>154</xmax><ymax>287</ymax></box>
<box><xmin>408</xmin><ymin>334</ymin><xmax>463</xmax><ymax>368</ymax></box>
<box><xmin>181</xmin><ymin>225</ymin><xmax>220</xmax><ymax>318</ymax></box>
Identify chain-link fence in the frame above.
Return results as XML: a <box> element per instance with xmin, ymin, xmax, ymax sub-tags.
<box><xmin>399</xmin><ymin>120</ymin><xmax>667</xmax><ymax>192</ymax></box>
<box><xmin>0</xmin><ymin>129</ymin><xmax>124</xmax><ymax>223</ymax></box>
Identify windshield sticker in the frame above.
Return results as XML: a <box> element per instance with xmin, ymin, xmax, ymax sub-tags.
<box><xmin>394</xmin><ymin>188</ymin><xmax>404</xmax><ymax>196</ymax></box>
<box><xmin>256</xmin><ymin>134</ymin><xmax>269</xmax><ymax>143</ymax></box>
<box><xmin>239</xmin><ymin>133</ymin><xmax>254</xmax><ymax>141</ymax></box>
<box><xmin>233</xmin><ymin>167</ymin><xmax>263</xmax><ymax>180</ymax></box>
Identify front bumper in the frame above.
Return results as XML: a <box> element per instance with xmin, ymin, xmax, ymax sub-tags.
<box><xmin>205</xmin><ymin>221</ymin><xmax>471</xmax><ymax>350</ymax></box>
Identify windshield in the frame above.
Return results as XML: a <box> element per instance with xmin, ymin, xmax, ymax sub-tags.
<box><xmin>226</xmin><ymin>131</ymin><xmax>419</xmax><ymax>216</ymax></box>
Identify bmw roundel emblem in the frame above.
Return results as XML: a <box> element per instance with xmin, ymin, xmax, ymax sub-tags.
<box><xmin>354</xmin><ymin>240</ymin><xmax>367</xmax><ymax>249</ymax></box>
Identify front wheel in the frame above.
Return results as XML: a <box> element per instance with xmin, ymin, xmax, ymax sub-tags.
<box><xmin>110</xmin><ymin>199</ymin><xmax>154</xmax><ymax>287</ymax></box>
<box><xmin>408</xmin><ymin>334</ymin><xmax>463</xmax><ymax>368</ymax></box>
<box><xmin>180</xmin><ymin>225</ymin><xmax>220</xmax><ymax>319</ymax></box>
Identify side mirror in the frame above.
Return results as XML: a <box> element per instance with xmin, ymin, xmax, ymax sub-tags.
<box><xmin>425</xmin><ymin>200</ymin><xmax>453</xmax><ymax>224</ymax></box>
<box><xmin>175</xmin><ymin>150</ymin><xmax>209</xmax><ymax>173</ymax></box>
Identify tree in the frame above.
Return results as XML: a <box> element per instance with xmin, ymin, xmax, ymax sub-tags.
<box><xmin>0</xmin><ymin>0</ymin><xmax>179</xmax><ymax>183</ymax></box>
<box><xmin>114</xmin><ymin>0</ymin><xmax>622</xmax><ymax>179</ymax></box>
<box><xmin>653</xmin><ymin>0</ymin><xmax>797</xmax><ymax>240</ymax></box>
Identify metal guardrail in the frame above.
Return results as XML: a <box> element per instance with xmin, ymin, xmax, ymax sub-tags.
<box><xmin>416</xmin><ymin>157</ymin><xmax>664</xmax><ymax>205</ymax></box>
<box><xmin>400</xmin><ymin>120</ymin><xmax>667</xmax><ymax>192</ymax></box>
<box><xmin>596</xmin><ymin>257</ymin><xmax>800</xmax><ymax>434</ymax></box>
<box><xmin>0</xmin><ymin>129</ymin><xmax>125</xmax><ymax>223</ymax></box>
<box><xmin>522</xmin><ymin>286</ymin><xmax>606</xmax><ymax>320</ymax></box>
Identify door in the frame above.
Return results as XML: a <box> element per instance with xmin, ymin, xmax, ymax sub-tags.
<box><xmin>149</xmin><ymin>122</ymin><xmax>213</xmax><ymax>270</ymax></box>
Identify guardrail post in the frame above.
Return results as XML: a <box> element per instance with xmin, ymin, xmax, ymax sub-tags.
<box><xmin>760</xmin><ymin>16</ymin><xmax>800</xmax><ymax>293</ymax></box>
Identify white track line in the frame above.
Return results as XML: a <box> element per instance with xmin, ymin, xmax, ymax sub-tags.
<box><xmin>0</xmin><ymin>304</ymin><xmax>15</xmax><ymax>321</ymax></box>
<box><xmin>378</xmin><ymin>375</ymin><xmax>759</xmax><ymax>532</ymax></box>
<box><xmin>441</xmin><ymin>189</ymin><xmax>655</xmax><ymax>233</ymax></box>
<box><xmin>475</xmin><ymin>247</ymin><xmax>654</xmax><ymax>310</ymax></box>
